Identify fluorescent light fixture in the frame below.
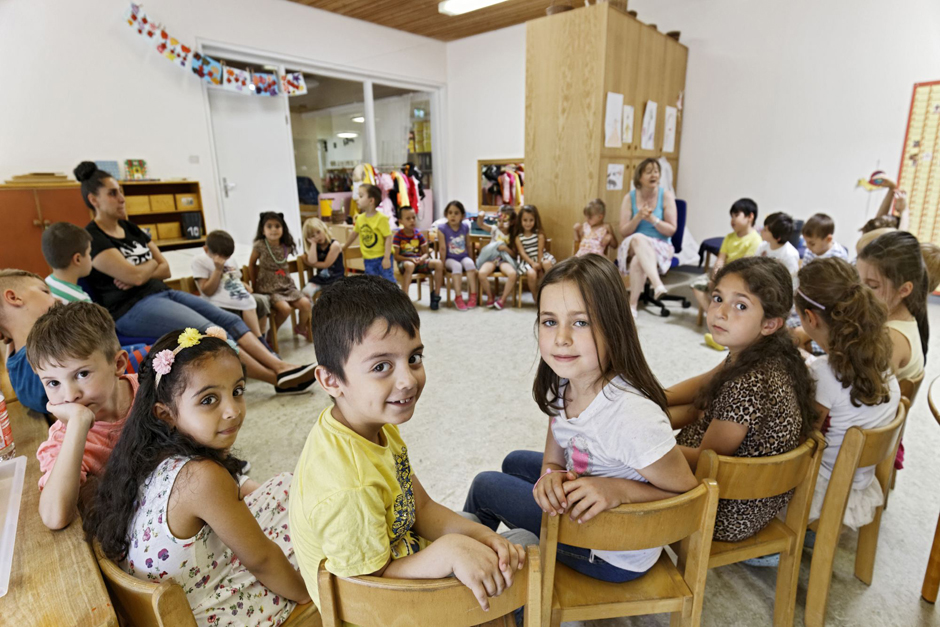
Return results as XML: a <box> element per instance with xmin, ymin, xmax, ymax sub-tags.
<box><xmin>351</xmin><ymin>116</ymin><xmax>365</xmax><ymax>123</ymax></box>
<box><xmin>438</xmin><ymin>0</ymin><xmax>509</xmax><ymax>17</ymax></box>
<box><xmin>337</xmin><ymin>132</ymin><xmax>358</xmax><ymax>139</ymax></box>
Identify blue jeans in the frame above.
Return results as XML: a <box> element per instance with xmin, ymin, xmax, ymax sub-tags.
<box><xmin>115</xmin><ymin>290</ymin><xmax>251</xmax><ymax>341</ymax></box>
<box><xmin>464</xmin><ymin>450</ymin><xmax>647</xmax><ymax>583</ymax></box>
<box><xmin>363</xmin><ymin>256</ymin><xmax>396</xmax><ymax>283</ymax></box>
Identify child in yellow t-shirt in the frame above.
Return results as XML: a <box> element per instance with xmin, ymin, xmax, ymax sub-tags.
<box><xmin>691</xmin><ymin>198</ymin><xmax>761</xmax><ymax>309</ymax></box>
<box><xmin>290</xmin><ymin>275</ymin><xmax>532</xmax><ymax>613</ymax></box>
<box><xmin>344</xmin><ymin>184</ymin><xmax>394</xmax><ymax>283</ymax></box>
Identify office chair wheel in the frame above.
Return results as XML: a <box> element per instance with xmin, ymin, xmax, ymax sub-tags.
<box><xmin>660</xmin><ymin>308</ymin><xmax>670</xmax><ymax>317</ymax></box>
<box><xmin>681</xmin><ymin>299</ymin><xmax>691</xmax><ymax>308</ymax></box>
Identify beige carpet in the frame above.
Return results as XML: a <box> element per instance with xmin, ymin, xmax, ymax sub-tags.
<box><xmin>237</xmin><ymin>280</ymin><xmax>940</xmax><ymax>627</ymax></box>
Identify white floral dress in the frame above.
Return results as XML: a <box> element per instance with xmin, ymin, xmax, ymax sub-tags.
<box><xmin>121</xmin><ymin>456</ymin><xmax>298</xmax><ymax>626</ymax></box>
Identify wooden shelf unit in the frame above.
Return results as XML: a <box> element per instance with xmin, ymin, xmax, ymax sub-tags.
<box><xmin>525</xmin><ymin>4</ymin><xmax>688</xmax><ymax>257</ymax></box>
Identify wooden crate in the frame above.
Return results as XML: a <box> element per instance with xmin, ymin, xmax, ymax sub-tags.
<box><xmin>150</xmin><ymin>194</ymin><xmax>176</xmax><ymax>213</ymax></box>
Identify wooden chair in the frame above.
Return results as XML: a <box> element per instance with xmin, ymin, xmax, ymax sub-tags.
<box><xmin>540</xmin><ymin>479</ymin><xmax>719</xmax><ymax>627</ymax></box>
<box><xmin>922</xmin><ymin>376</ymin><xmax>940</xmax><ymax>602</ymax></box>
<box><xmin>886</xmin><ymin>369</ymin><xmax>925</xmax><ymax>497</ymax></box>
<box><xmin>803</xmin><ymin>402</ymin><xmax>907</xmax><ymax>627</ymax></box>
<box><xmin>94</xmin><ymin>541</ymin><xmax>321</xmax><ymax>627</ymax></box>
<box><xmin>241</xmin><ymin>266</ymin><xmax>283</xmax><ymax>354</ymax></box>
<box><xmin>514</xmin><ymin>238</ymin><xmax>553</xmax><ymax>308</ymax></box>
<box><xmin>317</xmin><ymin>545</ymin><xmax>541</xmax><ymax>627</ymax></box>
<box><xmin>682</xmin><ymin>433</ymin><xmax>825</xmax><ymax>627</ymax></box>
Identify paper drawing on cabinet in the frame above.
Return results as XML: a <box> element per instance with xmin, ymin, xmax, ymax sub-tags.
<box><xmin>663</xmin><ymin>106</ymin><xmax>678</xmax><ymax>153</ymax></box>
<box><xmin>622</xmin><ymin>105</ymin><xmax>634</xmax><ymax>144</ymax></box>
<box><xmin>605</xmin><ymin>92</ymin><xmax>624</xmax><ymax>148</ymax></box>
<box><xmin>607</xmin><ymin>164</ymin><xmax>625</xmax><ymax>191</ymax></box>
<box><xmin>641</xmin><ymin>101</ymin><xmax>657</xmax><ymax>150</ymax></box>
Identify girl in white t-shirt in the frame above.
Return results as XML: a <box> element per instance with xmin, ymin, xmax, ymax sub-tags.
<box><xmin>795</xmin><ymin>258</ymin><xmax>900</xmax><ymax>528</ymax></box>
<box><xmin>464</xmin><ymin>255</ymin><xmax>697</xmax><ymax>582</ymax></box>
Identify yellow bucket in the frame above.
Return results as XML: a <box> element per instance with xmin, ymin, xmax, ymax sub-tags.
<box><xmin>319</xmin><ymin>198</ymin><xmax>333</xmax><ymax>218</ymax></box>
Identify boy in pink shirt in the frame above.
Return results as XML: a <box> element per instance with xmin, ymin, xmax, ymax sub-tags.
<box><xmin>28</xmin><ymin>302</ymin><xmax>139</xmax><ymax>530</ymax></box>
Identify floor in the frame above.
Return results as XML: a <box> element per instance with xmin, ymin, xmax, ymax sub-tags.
<box><xmin>237</xmin><ymin>275</ymin><xmax>940</xmax><ymax>627</ymax></box>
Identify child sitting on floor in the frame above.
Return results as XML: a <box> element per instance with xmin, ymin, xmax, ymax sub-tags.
<box><xmin>290</xmin><ymin>275</ymin><xmax>529</xmax><ymax>612</ymax></box>
<box><xmin>515</xmin><ymin>204</ymin><xmax>556</xmax><ymax>302</ymax></box>
<box><xmin>41</xmin><ymin>222</ymin><xmax>93</xmax><ymax>304</ymax></box>
<box><xmin>249</xmin><ymin>211</ymin><xmax>312</xmax><ymax>342</ymax></box>
<box><xmin>393</xmin><ymin>206</ymin><xmax>444</xmax><ymax>310</ymax></box>
<box><xmin>476</xmin><ymin>205</ymin><xmax>519</xmax><ymax>309</ymax></box>
<box><xmin>668</xmin><ymin>257</ymin><xmax>817</xmax><ymax>543</ymax></box>
<box><xmin>801</xmin><ymin>213</ymin><xmax>848</xmax><ymax>264</ymax></box>
<box><xmin>29</xmin><ymin>302</ymin><xmax>140</xmax><ymax>530</ymax></box>
<box><xmin>573</xmin><ymin>198</ymin><xmax>615</xmax><ymax>257</ymax></box>
<box><xmin>464</xmin><ymin>255</ymin><xmax>697</xmax><ymax>583</ymax></box>
<box><xmin>192</xmin><ymin>229</ymin><xmax>271</xmax><ymax>347</ymax></box>
<box><xmin>0</xmin><ymin>270</ymin><xmax>148</xmax><ymax>415</ymax></box>
<box><xmin>85</xmin><ymin>327</ymin><xmax>310</xmax><ymax>625</ymax></box>
<box><xmin>300</xmin><ymin>217</ymin><xmax>344</xmax><ymax>298</ymax></box>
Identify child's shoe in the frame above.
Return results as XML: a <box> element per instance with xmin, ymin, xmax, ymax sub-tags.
<box><xmin>493</xmin><ymin>298</ymin><xmax>505</xmax><ymax>310</ymax></box>
<box><xmin>294</xmin><ymin>323</ymin><xmax>312</xmax><ymax>342</ymax></box>
<box><xmin>454</xmin><ymin>294</ymin><xmax>468</xmax><ymax>311</ymax></box>
<box><xmin>704</xmin><ymin>333</ymin><xmax>727</xmax><ymax>351</ymax></box>
<box><xmin>430</xmin><ymin>292</ymin><xmax>441</xmax><ymax>311</ymax></box>
<box><xmin>468</xmin><ymin>294</ymin><xmax>478</xmax><ymax>308</ymax></box>
<box><xmin>742</xmin><ymin>553</ymin><xmax>780</xmax><ymax>568</ymax></box>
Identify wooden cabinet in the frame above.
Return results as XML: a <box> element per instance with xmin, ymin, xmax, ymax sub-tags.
<box><xmin>525</xmin><ymin>4</ymin><xmax>688</xmax><ymax>257</ymax></box>
<box><xmin>0</xmin><ymin>180</ymin><xmax>207</xmax><ymax>275</ymax></box>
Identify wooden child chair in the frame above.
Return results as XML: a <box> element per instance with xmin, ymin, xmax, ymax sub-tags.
<box><xmin>539</xmin><ymin>479</ymin><xmax>718</xmax><ymax>627</ymax></box>
<box><xmin>316</xmin><ymin>545</ymin><xmax>541</xmax><ymax>627</ymax></box>
<box><xmin>803</xmin><ymin>402</ymin><xmax>907</xmax><ymax>627</ymax></box>
<box><xmin>514</xmin><ymin>238</ymin><xmax>552</xmax><ymax>307</ymax></box>
<box><xmin>886</xmin><ymin>369</ymin><xmax>926</xmax><ymax>499</ymax></box>
<box><xmin>681</xmin><ymin>433</ymin><xmax>825</xmax><ymax>627</ymax></box>
<box><xmin>94</xmin><ymin>541</ymin><xmax>322</xmax><ymax>627</ymax></box>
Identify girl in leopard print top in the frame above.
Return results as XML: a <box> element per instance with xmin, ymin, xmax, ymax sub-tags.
<box><xmin>666</xmin><ymin>257</ymin><xmax>817</xmax><ymax>542</ymax></box>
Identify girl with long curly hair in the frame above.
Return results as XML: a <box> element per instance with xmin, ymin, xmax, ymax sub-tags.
<box><xmin>84</xmin><ymin>328</ymin><xmax>310</xmax><ymax>626</ymax></box>
<box><xmin>667</xmin><ymin>256</ymin><xmax>817</xmax><ymax>542</ymax></box>
<box><xmin>795</xmin><ymin>258</ymin><xmax>900</xmax><ymax>529</ymax></box>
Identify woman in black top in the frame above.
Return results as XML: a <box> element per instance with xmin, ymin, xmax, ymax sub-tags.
<box><xmin>75</xmin><ymin>162</ymin><xmax>314</xmax><ymax>393</ymax></box>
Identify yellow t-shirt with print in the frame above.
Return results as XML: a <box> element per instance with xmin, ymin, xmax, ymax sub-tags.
<box><xmin>354</xmin><ymin>211</ymin><xmax>392</xmax><ymax>259</ymax></box>
<box><xmin>718</xmin><ymin>229</ymin><xmax>762</xmax><ymax>263</ymax></box>
<box><xmin>289</xmin><ymin>406</ymin><xmax>427</xmax><ymax>609</ymax></box>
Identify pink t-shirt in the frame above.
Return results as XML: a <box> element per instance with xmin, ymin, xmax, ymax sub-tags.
<box><xmin>36</xmin><ymin>374</ymin><xmax>139</xmax><ymax>490</ymax></box>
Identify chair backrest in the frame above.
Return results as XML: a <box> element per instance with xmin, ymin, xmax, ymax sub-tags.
<box><xmin>673</xmin><ymin>199</ymin><xmax>687</xmax><ymax>253</ymax></box>
<box><xmin>93</xmin><ymin>541</ymin><xmax>197</xmax><ymax>627</ymax></box>
<box><xmin>317</xmin><ymin>545</ymin><xmax>541</xmax><ymax>627</ymax></box>
<box><xmin>788</xmin><ymin>219</ymin><xmax>805</xmax><ymax>250</ymax></box>
<box><xmin>899</xmin><ymin>370</ymin><xmax>926</xmax><ymax>404</ymax></box>
<box><xmin>540</xmin><ymin>479</ymin><xmax>718</xmax><ymax>621</ymax></box>
<box><xmin>929</xmin><ymin>376</ymin><xmax>940</xmax><ymax>427</ymax></box>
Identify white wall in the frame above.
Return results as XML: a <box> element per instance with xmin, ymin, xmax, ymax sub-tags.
<box><xmin>627</xmin><ymin>0</ymin><xmax>940</xmax><ymax>247</ymax></box>
<box><xmin>445</xmin><ymin>24</ymin><xmax>527</xmax><ymax>214</ymax></box>
<box><xmin>0</xmin><ymin>0</ymin><xmax>445</xmax><ymax>233</ymax></box>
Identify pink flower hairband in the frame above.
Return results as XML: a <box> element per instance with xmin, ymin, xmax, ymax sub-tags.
<box><xmin>153</xmin><ymin>327</ymin><xmax>238</xmax><ymax>385</ymax></box>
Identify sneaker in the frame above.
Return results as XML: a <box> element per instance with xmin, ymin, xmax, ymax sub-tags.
<box><xmin>630</xmin><ymin>307</ymin><xmax>639</xmax><ymax>319</ymax></box>
<box><xmin>468</xmin><ymin>294</ymin><xmax>478</xmax><ymax>308</ymax></box>
<box><xmin>494</xmin><ymin>298</ymin><xmax>505</xmax><ymax>310</ymax></box>
<box><xmin>742</xmin><ymin>553</ymin><xmax>780</xmax><ymax>568</ymax></box>
<box><xmin>454</xmin><ymin>295</ymin><xmax>468</xmax><ymax>311</ymax></box>
<box><xmin>276</xmin><ymin>363</ymin><xmax>317</xmax><ymax>388</ymax></box>
<box><xmin>804</xmin><ymin>528</ymin><xmax>816</xmax><ymax>549</ymax></box>
<box><xmin>430</xmin><ymin>293</ymin><xmax>441</xmax><ymax>311</ymax></box>
<box><xmin>654</xmin><ymin>285</ymin><xmax>669</xmax><ymax>300</ymax></box>
<box><xmin>704</xmin><ymin>333</ymin><xmax>728</xmax><ymax>352</ymax></box>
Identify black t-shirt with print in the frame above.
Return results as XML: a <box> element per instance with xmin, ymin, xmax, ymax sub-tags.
<box><xmin>86</xmin><ymin>220</ymin><xmax>167</xmax><ymax>320</ymax></box>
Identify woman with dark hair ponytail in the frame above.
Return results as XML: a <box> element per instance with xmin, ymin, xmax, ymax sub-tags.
<box><xmin>75</xmin><ymin>161</ymin><xmax>316</xmax><ymax>394</ymax></box>
<box><xmin>857</xmin><ymin>230</ymin><xmax>929</xmax><ymax>380</ymax></box>
<box><xmin>84</xmin><ymin>328</ymin><xmax>310</xmax><ymax>625</ymax></box>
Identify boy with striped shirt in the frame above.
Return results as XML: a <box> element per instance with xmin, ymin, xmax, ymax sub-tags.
<box><xmin>41</xmin><ymin>222</ymin><xmax>93</xmax><ymax>304</ymax></box>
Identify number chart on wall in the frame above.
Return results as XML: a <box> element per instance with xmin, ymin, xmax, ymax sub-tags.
<box><xmin>898</xmin><ymin>80</ymin><xmax>940</xmax><ymax>246</ymax></box>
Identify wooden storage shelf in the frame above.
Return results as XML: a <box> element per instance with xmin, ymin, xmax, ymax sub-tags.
<box><xmin>157</xmin><ymin>236</ymin><xmax>207</xmax><ymax>248</ymax></box>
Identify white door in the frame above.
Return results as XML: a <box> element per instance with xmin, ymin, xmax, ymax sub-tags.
<box><xmin>208</xmin><ymin>88</ymin><xmax>300</xmax><ymax>248</ymax></box>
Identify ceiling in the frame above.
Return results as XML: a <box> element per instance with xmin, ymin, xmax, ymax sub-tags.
<box><xmin>291</xmin><ymin>0</ymin><xmax>555</xmax><ymax>41</ymax></box>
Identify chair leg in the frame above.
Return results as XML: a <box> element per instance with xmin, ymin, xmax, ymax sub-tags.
<box><xmin>922</xmin><ymin>509</ymin><xmax>940</xmax><ymax>602</ymax></box>
<box><xmin>417</xmin><ymin>277</ymin><xmax>422</xmax><ymax>302</ymax></box>
<box><xmin>696</xmin><ymin>306</ymin><xmax>704</xmax><ymax>327</ymax></box>
<box><xmin>268</xmin><ymin>312</ymin><xmax>279</xmax><ymax>354</ymax></box>
<box><xmin>549</xmin><ymin>610</ymin><xmax>562</xmax><ymax>627</ymax></box>
<box><xmin>855</xmin><ymin>506</ymin><xmax>884</xmax><ymax>585</ymax></box>
<box><xmin>804</xmin><ymin>509</ymin><xmax>844</xmax><ymax>627</ymax></box>
<box><xmin>773</xmin><ymin>545</ymin><xmax>799</xmax><ymax>627</ymax></box>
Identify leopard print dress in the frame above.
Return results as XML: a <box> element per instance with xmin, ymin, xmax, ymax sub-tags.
<box><xmin>677</xmin><ymin>357</ymin><xmax>804</xmax><ymax>542</ymax></box>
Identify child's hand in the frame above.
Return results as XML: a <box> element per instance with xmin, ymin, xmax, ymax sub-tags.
<box><xmin>475</xmin><ymin>532</ymin><xmax>526</xmax><ymax>586</ymax></box>
<box><xmin>446</xmin><ymin>535</ymin><xmax>509</xmax><ymax>611</ymax></box>
<box><xmin>382</xmin><ymin>257</ymin><xmax>391</xmax><ymax>270</ymax></box>
<box><xmin>209</xmin><ymin>253</ymin><xmax>227</xmax><ymax>270</ymax></box>
<box><xmin>533</xmin><ymin>469</ymin><xmax>569</xmax><ymax>516</ymax></box>
<box><xmin>46</xmin><ymin>402</ymin><xmax>96</xmax><ymax>430</ymax></box>
<box><xmin>562</xmin><ymin>474</ymin><xmax>623</xmax><ymax>523</ymax></box>
<box><xmin>244</xmin><ymin>282</ymin><xmax>253</xmax><ymax>294</ymax></box>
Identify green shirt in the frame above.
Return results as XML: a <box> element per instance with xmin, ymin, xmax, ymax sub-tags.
<box><xmin>45</xmin><ymin>275</ymin><xmax>92</xmax><ymax>304</ymax></box>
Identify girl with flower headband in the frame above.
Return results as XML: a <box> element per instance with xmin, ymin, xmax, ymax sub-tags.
<box><xmin>85</xmin><ymin>327</ymin><xmax>310</xmax><ymax>625</ymax></box>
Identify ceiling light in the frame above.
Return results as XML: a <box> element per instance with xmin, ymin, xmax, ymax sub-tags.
<box><xmin>337</xmin><ymin>132</ymin><xmax>358</xmax><ymax>139</ymax></box>
<box><xmin>438</xmin><ymin>0</ymin><xmax>509</xmax><ymax>17</ymax></box>
<box><xmin>351</xmin><ymin>116</ymin><xmax>365</xmax><ymax>123</ymax></box>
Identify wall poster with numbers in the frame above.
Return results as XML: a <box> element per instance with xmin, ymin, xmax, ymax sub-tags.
<box><xmin>898</xmin><ymin>80</ymin><xmax>940</xmax><ymax>247</ymax></box>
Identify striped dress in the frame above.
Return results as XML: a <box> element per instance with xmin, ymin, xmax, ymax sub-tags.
<box><xmin>517</xmin><ymin>232</ymin><xmax>556</xmax><ymax>272</ymax></box>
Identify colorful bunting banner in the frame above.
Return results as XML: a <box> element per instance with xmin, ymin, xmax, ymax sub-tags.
<box><xmin>222</xmin><ymin>66</ymin><xmax>251</xmax><ymax>93</ymax></box>
<box><xmin>281</xmin><ymin>72</ymin><xmax>307</xmax><ymax>96</ymax></box>
<box><xmin>191</xmin><ymin>52</ymin><xmax>223</xmax><ymax>86</ymax></box>
<box><xmin>252</xmin><ymin>72</ymin><xmax>280</xmax><ymax>97</ymax></box>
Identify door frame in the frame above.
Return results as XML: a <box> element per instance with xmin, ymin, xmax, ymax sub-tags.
<box><xmin>196</xmin><ymin>38</ymin><xmax>448</xmax><ymax>233</ymax></box>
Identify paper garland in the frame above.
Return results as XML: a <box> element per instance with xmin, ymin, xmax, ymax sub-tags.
<box><xmin>124</xmin><ymin>2</ymin><xmax>306</xmax><ymax>97</ymax></box>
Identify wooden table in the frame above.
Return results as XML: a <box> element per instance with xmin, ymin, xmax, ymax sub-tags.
<box><xmin>924</xmin><ymin>376</ymin><xmax>940</xmax><ymax>603</ymax></box>
<box><xmin>0</xmin><ymin>401</ymin><xmax>117</xmax><ymax>625</ymax></box>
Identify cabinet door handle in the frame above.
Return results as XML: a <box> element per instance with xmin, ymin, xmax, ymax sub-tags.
<box><xmin>43</xmin><ymin>220</ymin><xmax>51</xmax><ymax>227</ymax></box>
<box><xmin>33</xmin><ymin>219</ymin><xmax>42</xmax><ymax>227</ymax></box>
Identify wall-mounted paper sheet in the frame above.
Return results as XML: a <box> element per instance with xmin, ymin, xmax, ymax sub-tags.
<box><xmin>641</xmin><ymin>101</ymin><xmax>657</xmax><ymax>150</ymax></box>
<box><xmin>663</xmin><ymin>105</ymin><xmax>678</xmax><ymax>153</ymax></box>
<box><xmin>622</xmin><ymin>105</ymin><xmax>634</xmax><ymax>145</ymax></box>
<box><xmin>605</xmin><ymin>92</ymin><xmax>624</xmax><ymax>148</ymax></box>
<box><xmin>606</xmin><ymin>163</ymin><xmax>625</xmax><ymax>190</ymax></box>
